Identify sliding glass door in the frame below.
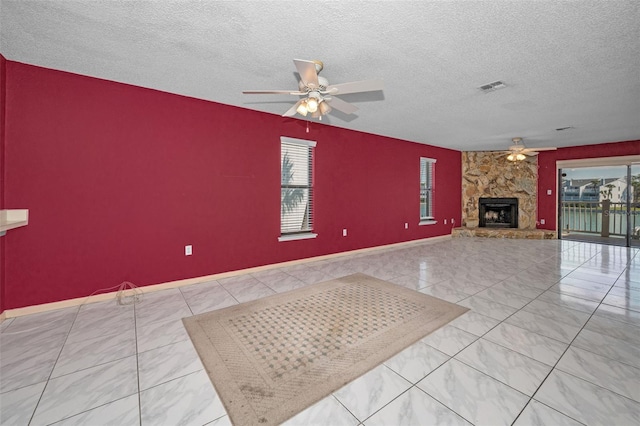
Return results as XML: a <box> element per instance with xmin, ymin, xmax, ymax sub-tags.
<box><xmin>559</xmin><ymin>163</ymin><xmax>639</xmax><ymax>247</ymax></box>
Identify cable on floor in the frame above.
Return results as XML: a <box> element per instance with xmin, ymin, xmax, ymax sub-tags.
<box><xmin>115</xmin><ymin>281</ymin><xmax>143</xmax><ymax>305</ymax></box>
<box><xmin>1</xmin><ymin>281</ymin><xmax>144</xmax><ymax>335</ymax></box>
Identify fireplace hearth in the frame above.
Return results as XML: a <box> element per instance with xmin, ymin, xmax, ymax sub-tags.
<box><xmin>479</xmin><ymin>198</ymin><xmax>518</xmax><ymax>228</ymax></box>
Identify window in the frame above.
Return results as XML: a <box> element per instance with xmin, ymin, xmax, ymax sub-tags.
<box><xmin>279</xmin><ymin>137</ymin><xmax>317</xmax><ymax>241</ymax></box>
<box><xmin>420</xmin><ymin>157</ymin><xmax>436</xmax><ymax>224</ymax></box>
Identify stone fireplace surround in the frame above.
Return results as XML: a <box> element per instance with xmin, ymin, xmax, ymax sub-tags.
<box><xmin>456</xmin><ymin>151</ymin><xmax>556</xmax><ymax>239</ymax></box>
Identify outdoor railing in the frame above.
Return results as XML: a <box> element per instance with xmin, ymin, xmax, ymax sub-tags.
<box><xmin>560</xmin><ymin>201</ymin><xmax>640</xmax><ymax>237</ymax></box>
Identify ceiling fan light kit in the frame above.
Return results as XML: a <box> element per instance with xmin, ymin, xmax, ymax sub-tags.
<box><xmin>492</xmin><ymin>137</ymin><xmax>558</xmax><ymax>162</ymax></box>
<box><xmin>507</xmin><ymin>153</ymin><xmax>527</xmax><ymax>162</ymax></box>
<box><xmin>318</xmin><ymin>101</ymin><xmax>331</xmax><ymax>115</ymax></box>
<box><xmin>306</xmin><ymin>95</ymin><xmax>319</xmax><ymax>113</ymax></box>
<box><xmin>243</xmin><ymin>59</ymin><xmax>383</xmax><ymax>119</ymax></box>
<box><xmin>296</xmin><ymin>101</ymin><xmax>309</xmax><ymax>116</ymax></box>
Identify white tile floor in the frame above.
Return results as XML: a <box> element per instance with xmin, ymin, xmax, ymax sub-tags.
<box><xmin>1</xmin><ymin>238</ymin><xmax>640</xmax><ymax>425</ymax></box>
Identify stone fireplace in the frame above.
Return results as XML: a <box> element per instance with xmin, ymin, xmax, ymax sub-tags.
<box><xmin>454</xmin><ymin>152</ymin><xmax>556</xmax><ymax>239</ymax></box>
<box><xmin>479</xmin><ymin>197</ymin><xmax>518</xmax><ymax>228</ymax></box>
<box><xmin>461</xmin><ymin>152</ymin><xmax>537</xmax><ymax>230</ymax></box>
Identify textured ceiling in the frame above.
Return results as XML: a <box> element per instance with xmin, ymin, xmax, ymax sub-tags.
<box><xmin>1</xmin><ymin>0</ymin><xmax>639</xmax><ymax>151</ymax></box>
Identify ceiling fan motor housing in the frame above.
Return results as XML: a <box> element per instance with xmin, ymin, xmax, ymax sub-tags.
<box><xmin>311</xmin><ymin>60</ymin><xmax>323</xmax><ymax>73</ymax></box>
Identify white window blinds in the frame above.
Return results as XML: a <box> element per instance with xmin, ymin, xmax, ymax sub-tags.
<box><xmin>281</xmin><ymin>137</ymin><xmax>315</xmax><ymax>235</ymax></box>
<box><xmin>420</xmin><ymin>157</ymin><xmax>436</xmax><ymax>220</ymax></box>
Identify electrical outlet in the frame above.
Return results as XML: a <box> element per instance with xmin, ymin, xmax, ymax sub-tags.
<box><xmin>404</xmin><ymin>223</ymin><xmax>408</xmax><ymax>229</ymax></box>
<box><xmin>342</xmin><ymin>228</ymin><xmax>347</xmax><ymax>237</ymax></box>
<box><xmin>540</xmin><ymin>219</ymin><xmax>546</xmax><ymax>225</ymax></box>
<box><xmin>547</xmin><ymin>189</ymin><xmax>552</xmax><ymax>195</ymax></box>
<box><xmin>185</xmin><ymin>245</ymin><xmax>192</xmax><ymax>256</ymax></box>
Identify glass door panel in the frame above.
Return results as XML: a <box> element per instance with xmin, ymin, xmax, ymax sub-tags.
<box><xmin>631</xmin><ymin>163</ymin><xmax>640</xmax><ymax>247</ymax></box>
<box><xmin>560</xmin><ymin>165</ymin><xmax>631</xmax><ymax>246</ymax></box>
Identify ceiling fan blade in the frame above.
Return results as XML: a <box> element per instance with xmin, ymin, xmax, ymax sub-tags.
<box><xmin>283</xmin><ymin>99</ymin><xmax>304</xmax><ymax>117</ymax></box>
<box><xmin>525</xmin><ymin>147</ymin><xmax>557</xmax><ymax>152</ymax></box>
<box><xmin>242</xmin><ymin>90</ymin><xmax>306</xmax><ymax>95</ymax></box>
<box><xmin>294</xmin><ymin>59</ymin><xmax>319</xmax><ymax>89</ymax></box>
<box><xmin>326</xmin><ymin>96</ymin><xmax>359</xmax><ymax>115</ymax></box>
<box><xmin>326</xmin><ymin>79</ymin><xmax>384</xmax><ymax>95</ymax></box>
<box><xmin>525</xmin><ymin>151</ymin><xmax>539</xmax><ymax>156</ymax></box>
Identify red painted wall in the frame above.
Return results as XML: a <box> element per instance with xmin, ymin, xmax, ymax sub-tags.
<box><xmin>537</xmin><ymin>140</ymin><xmax>640</xmax><ymax>230</ymax></box>
<box><xmin>3</xmin><ymin>61</ymin><xmax>462</xmax><ymax>309</ymax></box>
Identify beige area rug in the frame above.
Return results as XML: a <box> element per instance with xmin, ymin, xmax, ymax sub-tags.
<box><xmin>183</xmin><ymin>273</ymin><xmax>468</xmax><ymax>425</ymax></box>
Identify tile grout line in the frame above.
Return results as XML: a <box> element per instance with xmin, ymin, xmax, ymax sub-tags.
<box><xmin>26</xmin><ymin>305</ymin><xmax>82</xmax><ymax>426</ymax></box>
<box><xmin>134</xmin><ymin>298</ymin><xmax>143</xmax><ymax>426</ymax></box>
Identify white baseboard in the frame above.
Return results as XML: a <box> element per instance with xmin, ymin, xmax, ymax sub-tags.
<box><xmin>3</xmin><ymin>234</ymin><xmax>451</xmax><ymax>318</ymax></box>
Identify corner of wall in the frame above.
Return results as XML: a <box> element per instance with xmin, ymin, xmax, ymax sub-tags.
<box><xmin>1</xmin><ymin>54</ymin><xmax>7</xmax><ymax>315</ymax></box>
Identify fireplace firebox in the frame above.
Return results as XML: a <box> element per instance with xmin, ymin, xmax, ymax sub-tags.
<box><xmin>479</xmin><ymin>198</ymin><xmax>518</xmax><ymax>228</ymax></box>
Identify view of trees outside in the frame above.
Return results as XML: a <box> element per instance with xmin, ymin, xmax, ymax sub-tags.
<box><xmin>280</xmin><ymin>146</ymin><xmax>311</xmax><ymax>234</ymax></box>
<box><xmin>632</xmin><ymin>173</ymin><xmax>640</xmax><ymax>205</ymax></box>
<box><xmin>281</xmin><ymin>153</ymin><xmax>304</xmax><ymax>215</ymax></box>
<box><xmin>563</xmin><ymin>166</ymin><xmax>636</xmax><ymax>203</ymax></box>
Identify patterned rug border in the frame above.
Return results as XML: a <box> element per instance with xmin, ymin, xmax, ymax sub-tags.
<box><xmin>183</xmin><ymin>273</ymin><xmax>468</xmax><ymax>425</ymax></box>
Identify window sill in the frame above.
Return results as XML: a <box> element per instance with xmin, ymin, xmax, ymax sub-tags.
<box><xmin>278</xmin><ymin>232</ymin><xmax>318</xmax><ymax>242</ymax></box>
<box><xmin>419</xmin><ymin>219</ymin><xmax>437</xmax><ymax>226</ymax></box>
<box><xmin>0</xmin><ymin>209</ymin><xmax>29</xmax><ymax>236</ymax></box>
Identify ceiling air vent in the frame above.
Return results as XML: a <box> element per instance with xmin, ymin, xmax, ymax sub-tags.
<box><xmin>479</xmin><ymin>81</ymin><xmax>507</xmax><ymax>92</ymax></box>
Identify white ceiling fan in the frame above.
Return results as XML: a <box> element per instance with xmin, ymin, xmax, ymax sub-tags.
<box><xmin>242</xmin><ymin>59</ymin><xmax>383</xmax><ymax>119</ymax></box>
<box><xmin>501</xmin><ymin>137</ymin><xmax>557</xmax><ymax>161</ymax></box>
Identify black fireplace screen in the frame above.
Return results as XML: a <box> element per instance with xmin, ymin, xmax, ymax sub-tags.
<box><xmin>479</xmin><ymin>198</ymin><xmax>518</xmax><ymax>228</ymax></box>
